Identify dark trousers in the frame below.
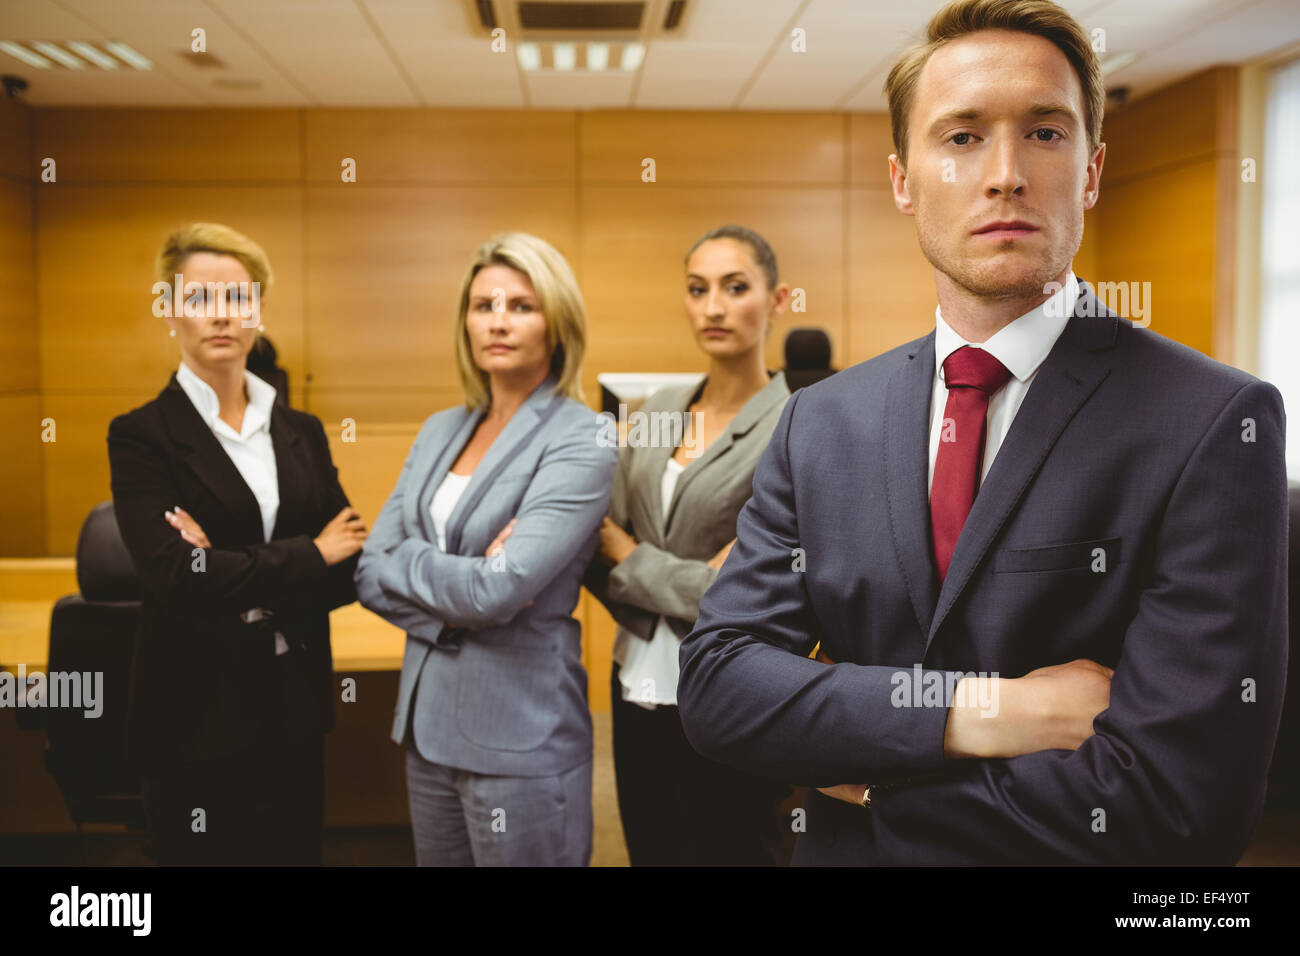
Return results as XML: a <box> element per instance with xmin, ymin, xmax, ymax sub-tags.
<box><xmin>610</xmin><ymin>665</ymin><xmax>790</xmax><ymax>866</ymax></box>
<box><xmin>142</xmin><ymin>647</ymin><xmax>326</xmax><ymax>866</ymax></box>
<box><xmin>142</xmin><ymin>732</ymin><xmax>325</xmax><ymax>866</ymax></box>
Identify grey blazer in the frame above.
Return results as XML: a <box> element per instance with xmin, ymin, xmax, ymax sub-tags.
<box><xmin>355</xmin><ymin>373</ymin><xmax>617</xmax><ymax>776</ymax></box>
<box><xmin>585</xmin><ymin>371</ymin><xmax>790</xmax><ymax>641</ymax></box>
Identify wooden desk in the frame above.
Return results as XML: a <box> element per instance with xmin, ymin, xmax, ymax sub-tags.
<box><xmin>0</xmin><ymin>599</ymin><xmax>405</xmax><ymax>673</ymax></box>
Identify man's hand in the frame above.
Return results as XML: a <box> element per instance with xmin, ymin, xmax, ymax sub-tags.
<box><xmin>597</xmin><ymin>516</ymin><xmax>637</xmax><ymax>566</ymax></box>
<box><xmin>943</xmin><ymin>658</ymin><xmax>1114</xmax><ymax>759</ymax></box>
<box><xmin>313</xmin><ymin>506</ymin><xmax>368</xmax><ymax>566</ymax></box>
<box><xmin>817</xmin><ymin>783</ymin><xmax>869</xmax><ymax>806</ymax></box>
<box><xmin>164</xmin><ymin>505</ymin><xmax>210</xmax><ymax>548</ymax></box>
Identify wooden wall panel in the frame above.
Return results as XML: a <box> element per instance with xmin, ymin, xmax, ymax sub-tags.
<box><xmin>0</xmin><ymin>96</ymin><xmax>32</xmax><ymax>182</ymax></box>
<box><xmin>579</xmin><ymin>184</ymin><xmax>846</xmax><ymax>397</ymax></box>
<box><xmin>303</xmin><ymin>184</ymin><xmax>576</xmax><ymax>409</ymax></box>
<box><xmin>0</xmin><ymin>180</ymin><xmax>38</xmax><ymax>393</ymax></box>
<box><xmin>32</xmin><ymin>109</ymin><xmax>301</xmax><ymax>183</ymax></box>
<box><xmin>581</xmin><ymin>111</ymin><xmax>844</xmax><ymax>184</ymax></box>
<box><xmin>35</xmin><ymin>187</ymin><xmax>306</xmax><ymax>393</ymax></box>
<box><xmin>847</xmin><ymin>186</ymin><xmax>935</xmax><ymax>364</ymax></box>
<box><xmin>1095</xmin><ymin>161</ymin><xmax>1218</xmax><ymax>357</ymax></box>
<box><xmin>0</xmin><ymin>394</ymin><xmax>45</xmax><ymax>555</ymax></box>
<box><xmin>40</xmin><ymin>391</ymin><xmax>155</xmax><ymax>554</ymax></box>
<box><xmin>305</xmin><ymin>110</ymin><xmax>576</xmax><ymax>183</ymax></box>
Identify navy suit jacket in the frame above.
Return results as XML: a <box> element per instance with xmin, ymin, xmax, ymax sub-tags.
<box><xmin>678</xmin><ymin>281</ymin><xmax>1289</xmax><ymax>865</ymax></box>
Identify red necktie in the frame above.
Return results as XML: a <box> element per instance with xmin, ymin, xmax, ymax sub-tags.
<box><xmin>930</xmin><ymin>346</ymin><xmax>1012</xmax><ymax>582</ymax></box>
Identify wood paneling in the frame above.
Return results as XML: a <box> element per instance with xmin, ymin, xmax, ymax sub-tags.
<box><xmin>848</xmin><ymin>113</ymin><xmax>897</xmax><ymax>187</ymax></box>
<box><xmin>304</xmin><ymin>184</ymin><xmax>576</xmax><ymax>391</ymax></box>
<box><xmin>847</xmin><ymin>186</ymin><xmax>935</xmax><ymax>364</ymax></box>
<box><xmin>0</xmin><ymin>394</ymin><xmax>45</xmax><ymax>555</ymax></box>
<box><xmin>39</xmin><ymin>391</ymin><xmax>155</xmax><ymax>554</ymax></box>
<box><xmin>305</xmin><ymin>110</ymin><xmax>576</xmax><ymax>183</ymax></box>
<box><xmin>581</xmin><ymin>111</ymin><xmax>844</xmax><ymax>185</ymax></box>
<box><xmin>33</xmin><ymin>109</ymin><xmax>301</xmax><ymax>183</ymax></box>
<box><xmin>1101</xmin><ymin>69</ymin><xmax>1237</xmax><ymax>185</ymax></box>
<box><xmin>35</xmin><ymin>186</ymin><xmax>305</xmax><ymax>392</ymax></box>
<box><xmin>0</xmin><ymin>96</ymin><xmax>32</xmax><ymax>182</ymax></box>
<box><xmin>579</xmin><ymin>184</ymin><xmax>846</xmax><ymax>398</ymax></box>
<box><xmin>1095</xmin><ymin>160</ymin><xmax>1218</xmax><ymax>357</ymax></box>
<box><xmin>0</xmin><ymin>179</ymin><xmax>38</xmax><ymax>393</ymax></box>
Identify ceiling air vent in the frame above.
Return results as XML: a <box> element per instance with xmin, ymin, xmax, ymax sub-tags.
<box><xmin>517</xmin><ymin>2</ymin><xmax>645</xmax><ymax>31</ymax></box>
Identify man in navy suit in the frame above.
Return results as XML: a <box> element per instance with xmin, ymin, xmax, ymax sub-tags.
<box><xmin>678</xmin><ymin>0</ymin><xmax>1288</xmax><ymax>865</ymax></box>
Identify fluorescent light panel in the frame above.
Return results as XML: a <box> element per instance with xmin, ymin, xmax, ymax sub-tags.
<box><xmin>0</xmin><ymin>41</ymin><xmax>53</xmax><ymax>69</ymax></box>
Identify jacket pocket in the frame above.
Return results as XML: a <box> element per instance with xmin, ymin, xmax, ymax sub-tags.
<box><xmin>993</xmin><ymin>536</ymin><xmax>1121</xmax><ymax>574</ymax></box>
<box><xmin>455</xmin><ymin>642</ymin><xmax>562</xmax><ymax>752</ymax></box>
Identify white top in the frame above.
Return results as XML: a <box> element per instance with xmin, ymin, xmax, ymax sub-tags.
<box><xmin>175</xmin><ymin>360</ymin><xmax>280</xmax><ymax>542</ymax></box>
<box><xmin>176</xmin><ymin>360</ymin><xmax>289</xmax><ymax>654</ymax></box>
<box><xmin>429</xmin><ymin>470</ymin><xmax>473</xmax><ymax>552</ymax></box>
<box><xmin>612</xmin><ymin>455</ymin><xmax>687</xmax><ymax>710</ymax></box>
<box><xmin>928</xmin><ymin>272</ymin><xmax>1078</xmax><ymax>494</ymax></box>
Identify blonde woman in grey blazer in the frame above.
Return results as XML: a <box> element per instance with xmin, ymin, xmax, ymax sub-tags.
<box><xmin>356</xmin><ymin>234</ymin><xmax>616</xmax><ymax>866</ymax></box>
<box><xmin>585</xmin><ymin>225</ymin><xmax>795</xmax><ymax>866</ymax></box>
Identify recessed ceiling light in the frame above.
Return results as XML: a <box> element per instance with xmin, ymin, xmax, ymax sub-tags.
<box><xmin>1099</xmin><ymin>51</ymin><xmax>1138</xmax><ymax>77</ymax></box>
<box><xmin>104</xmin><ymin>40</ymin><xmax>152</xmax><ymax>70</ymax></box>
<box><xmin>67</xmin><ymin>41</ymin><xmax>119</xmax><ymax>70</ymax></box>
<box><xmin>586</xmin><ymin>42</ymin><xmax>609</xmax><ymax>71</ymax></box>
<box><xmin>518</xmin><ymin>41</ymin><xmax>541</xmax><ymax>71</ymax></box>
<box><xmin>0</xmin><ymin>41</ymin><xmax>53</xmax><ymax>69</ymax></box>
<box><xmin>620</xmin><ymin>42</ymin><xmax>644</xmax><ymax>72</ymax></box>
<box><xmin>553</xmin><ymin>42</ymin><xmax>576</xmax><ymax>71</ymax></box>
<box><xmin>31</xmin><ymin>42</ymin><xmax>86</xmax><ymax>69</ymax></box>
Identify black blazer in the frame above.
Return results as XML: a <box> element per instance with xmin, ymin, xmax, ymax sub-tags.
<box><xmin>107</xmin><ymin>373</ymin><xmax>358</xmax><ymax>770</ymax></box>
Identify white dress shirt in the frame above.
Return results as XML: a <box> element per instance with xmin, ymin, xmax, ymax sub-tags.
<box><xmin>428</xmin><ymin>471</ymin><xmax>473</xmax><ymax>552</ymax></box>
<box><xmin>176</xmin><ymin>360</ymin><xmax>289</xmax><ymax>654</ymax></box>
<box><xmin>612</xmin><ymin>455</ymin><xmax>687</xmax><ymax>710</ymax></box>
<box><xmin>927</xmin><ymin>273</ymin><xmax>1078</xmax><ymax>494</ymax></box>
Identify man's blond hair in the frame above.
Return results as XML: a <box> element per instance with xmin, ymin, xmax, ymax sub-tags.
<box><xmin>885</xmin><ymin>0</ymin><xmax>1104</xmax><ymax>166</ymax></box>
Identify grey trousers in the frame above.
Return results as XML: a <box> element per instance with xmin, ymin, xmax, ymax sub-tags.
<box><xmin>405</xmin><ymin>741</ymin><xmax>592</xmax><ymax>866</ymax></box>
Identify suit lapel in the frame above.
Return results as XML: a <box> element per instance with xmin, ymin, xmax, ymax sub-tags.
<box><xmin>663</xmin><ymin>371</ymin><xmax>788</xmax><ymax>534</ymax></box>
<box><xmin>407</xmin><ymin>409</ymin><xmax>479</xmax><ymax>545</ymax></box>
<box><xmin>158</xmin><ymin>375</ymin><xmax>265</xmax><ymax>544</ymax></box>
<box><xmin>267</xmin><ymin>404</ymin><xmax>308</xmax><ymax>540</ymax></box>
<box><xmin>884</xmin><ymin>333</ymin><xmax>941</xmax><ymax>641</ymax></box>
<box><xmin>442</xmin><ymin>374</ymin><xmax>566</xmax><ymax>554</ymax></box>
<box><xmin>924</xmin><ymin>283</ymin><xmax>1119</xmax><ymax>652</ymax></box>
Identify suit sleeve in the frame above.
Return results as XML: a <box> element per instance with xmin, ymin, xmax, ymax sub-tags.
<box><xmin>307</xmin><ymin>415</ymin><xmax>359</xmax><ymax>612</ymax></box>
<box><xmin>353</xmin><ymin>420</ymin><xmax>445</xmax><ymax>636</ymax></box>
<box><xmin>865</xmin><ymin>380</ymin><xmax>1289</xmax><ymax>864</ymax></box>
<box><xmin>107</xmin><ymin>411</ymin><xmax>329</xmax><ymax>614</ymax></box>
<box><xmin>678</xmin><ymin>389</ymin><xmax>954</xmax><ymax>784</ymax></box>
<box><xmin>604</xmin><ymin>541</ymin><xmax>718</xmax><ymax>623</ymax></box>
<box><xmin>376</xmin><ymin>419</ymin><xmax>617</xmax><ymax>629</ymax></box>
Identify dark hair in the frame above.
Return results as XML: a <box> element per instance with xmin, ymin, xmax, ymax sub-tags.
<box><xmin>685</xmin><ymin>225</ymin><xmax>779</xmax><ymax>291</ymax></box>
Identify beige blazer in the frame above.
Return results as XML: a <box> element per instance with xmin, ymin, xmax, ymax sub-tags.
<box><xmin>585</xmin><ymin>370</ymin><xmax>791</xmax><ymax>640</ymax></box>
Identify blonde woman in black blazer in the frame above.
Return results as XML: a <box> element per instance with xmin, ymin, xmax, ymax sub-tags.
<box><xmin>108</xmin><ymin>223</ymin><xmax>366</xmax><ymax>866</ymax></box>
<box><xmin>586</xmin><ymin>225</ymin><xmax>795</xmax><ymax>865</ymax></box>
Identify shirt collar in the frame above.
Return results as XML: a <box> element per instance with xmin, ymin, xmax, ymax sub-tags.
<box><xmin>934</xmin><ymin>272</ymin><xmax>1078</xmax><ymax>385</ymax></box>
<box><xmin>176</xmin><ymin>360</ymin><xmax>277</xmax><ymax>440</ymax></box>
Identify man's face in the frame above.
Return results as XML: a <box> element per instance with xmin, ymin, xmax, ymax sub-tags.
<box><xmin>889</xmin><ymin>28</ymin><xmax>1104</xmax><ymax>302</ymax></box>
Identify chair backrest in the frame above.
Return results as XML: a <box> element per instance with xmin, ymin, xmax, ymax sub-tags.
<box><xmin>782</xmin><ymin>327</ymin><xmax>837</xmax><ymax>392</ymax></box>
<box><xmin>44</xmin><ymin>501</ymin><xmax>144</xmax><ymax>828</ymax></box>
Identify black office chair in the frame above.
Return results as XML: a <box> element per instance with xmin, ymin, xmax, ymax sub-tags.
<box><xmin>782</xmin><ymin>327</ymin><xmax>837</xmax><ymax>392</ymax></box>
<box><xmin>1266</xmin><ymin>483</ymin><xmax>1300</xmax><ymax>808</ymax></box>
<box><xmin>39</xmin><ymin>501</ymin><xmax>146</xmax><ymax>860</ymax></box>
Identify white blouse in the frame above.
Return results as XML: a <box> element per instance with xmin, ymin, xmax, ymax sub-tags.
<box><xmin>429</xmin><ymin>471</ymin><xmax>473</xmax><ymax>552</ymax></box>
<box><xmin>612</xmin><ymin>455</ymin><xmax>687</xmax><ymax>710</ymax></box>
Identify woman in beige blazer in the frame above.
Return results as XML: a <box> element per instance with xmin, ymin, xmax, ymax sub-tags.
<box><xmin>586</xmin><ymin>225</ymin><xmax>795</xmax><ymax>866</ymax></box>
